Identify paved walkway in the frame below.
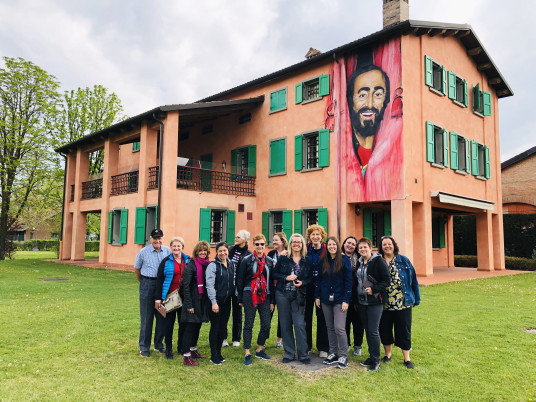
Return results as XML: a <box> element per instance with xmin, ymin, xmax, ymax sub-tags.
<box><xmin>47</xmin><ymin>259</ymin><xmax>530</xmax><ymax>286</ymax></box>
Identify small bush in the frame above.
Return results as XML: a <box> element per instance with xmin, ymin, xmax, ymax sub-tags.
<box><xmin>85</xmin><ymin>241</ymin><xmax>100</xmax><ymax>252</ymax></box>
<box><xmin>454</xmin><ymin>255</ymin><xmax>478</xmax><ymax>267</ymax></box>
<box><xmin>454</xmin><ymin>255</ymin><xmax>535</xmax><ymax>271</ymax></box>
<box><xmin>13</xmin><ymin>240</ymin><xmax>99</xmax><ymax>252</ymax></box>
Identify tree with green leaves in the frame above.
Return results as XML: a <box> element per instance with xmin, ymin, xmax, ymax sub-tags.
<box><xmin>0</xmin><ymin>57</ymin><xmax>61</xmax><ymax>259</ymax></box>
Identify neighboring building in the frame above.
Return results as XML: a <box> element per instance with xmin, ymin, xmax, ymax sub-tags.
<box><xmin>501</xmin><ymin>146</ymin><xmax>536</xmax><ymax>214</ymax></box>
<box><xmin>56</xmin><ymin>0</ymin><xmax>511</xmax><ymax>275</ymax></box>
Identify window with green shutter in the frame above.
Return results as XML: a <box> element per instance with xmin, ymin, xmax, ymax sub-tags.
<box><xmin>472</xmin><ymin>83</ymin><xmax>492</xmax><ymax>116</ymax></box>
<box><xmin>295</xmin><ymin>74</ymin><xmax>330</xmax><ymax>104</ymax></box>
<box><xmin>134</xmin><ymin>207</ymin><xmax>146</xmax><ymax>244</ymax></box>
<box><xmin>119</xmin><ymin>209</ymin><xmax>128</xmax><ymax>244</ymax></box>
<box><xmin>294</xmin><ymin>209</ymin><xmax>303</xmax><ymax>235</ymax></box>
<box><xmin>270</xmin><ymin>88</ymin><xmax>287</xmax><ymax>113</ymax></box>
<box><xmin>424</xmin><ymin>56</ymin><xmax>446</xmax><ymax>95</ymax></box>
<box><xmin>470</xmin><ymin>141</ymin><xmax>490</xmax><ymax>179</ymax></box>
<box><xmin>293</xmin><ymin>208</ymin><xmax>328</xmax><ymax>237</ymax></box>
<box><xmin>231</xmin><ymin>145</ymin><xmax>256</xmax><ymax>177</ymax></box>
<box><xmin>199</xmin><ymin>208</ymin><xmax>236</xmax><ymax>243</ymax></box>
<box><xmin>132</xmin><ymin>141</ymin><xmax>140</xmax><ymax>152</ymax></box>
<box><xmin>109</xmin><ymin>209</ymin><xmax>128</xmax><ymax>245</ymax></box>
<box><xmin>363</xmin><ymin>208</ymin><xmax>391</xmax><ymax>248</ymax></box>
<box><xmin>432</xmin><ymin>215</ymin><xmax>446</xmax><ymax>249</ymax></box>
<box><xmin>450</xmin><ymin>133</ymin><xmax>470</xmax><ymax>174</ymax></box>
<box><xmin>295</xmin><ymin>130</ymin><xmax>330</xmax><ymax>171</ymax></box>
<box><xmin>425</xmin><ymin>122</ymin><xmax>448</xmax><ymax>168</ymax></box>
<box><xmin>447</xmin><ymin>71</ymin><xmax>468</xmax><ymax>107</ymax></box>
<box><xmin>263</xmin><ymin>210</ymin><xmax>293</xmax><ymax>244</ymax></box>
<box><xmin>269</xmin><ymin>138</ymin><xmax>286</xmax><ymax>175</ymax></box>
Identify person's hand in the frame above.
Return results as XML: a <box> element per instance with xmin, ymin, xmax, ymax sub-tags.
<box><xmin>365</xmin><ymin>287</ymin><xmax>373</xmax><ymax>295</ymax></box>
<box><xmin>286</xmin><ymin>274</ymin><xmax>297</xmax><ymax>281</ymax></box>
<box><xmin>294</xmin><ymin>280</ymin><xmax>302</xmax><ymax>287</ymax></box>
<box><xmin>315</xmin><ymin>298</ymin><xmax>321</xmax><ymax>308</ymax></box>
<box><xmin>280</xmin><ymin>250</ymin><xmax>288</xmax><ymax>256</ymax></box>
<box><xmin>212</xmin><ymin>304</ymin><xmax>219</xmax><ymax>313</ymax></box>
<box><xmin>188</xmin><ymin>308</ymin><xmax>195</xmax><ymax>314</ymax></box>
<box><xmin>341</xmin><ymin>302</ymin><xmax>349</xmax><ymax>312</ymax></box>
<box><xmin>155</xmin><ymin>300</ymin><xmax>162</xmax><ymax>309</ymax></box>
<box><xmin>270</xmin><ymin>304</ymin><xmax>275</xmax><ymax>313</ymax></box>
<box><xmin>238</xmin><ymin>303</ymin><xmax>243</xmax><ymax>307</ymax></box>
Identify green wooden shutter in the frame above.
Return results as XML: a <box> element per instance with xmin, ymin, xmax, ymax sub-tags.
<box><xmin>132</xmin><ymin>141</ymin><xmax>140</xmax><ymax>152</ymax></box>
<box><xmin>295</xmin><ymin>83</ymin><xmax>303</xmax><ymax>104</ymax></box>
<box><xmin>119</xmin><ymin>209</ymin><xmax>128</xmax><ymax>244</ymax></box>
<box><xmin>247</xmin><ymin>145</ymin><xmax>256</xmax><ymax>177</ymax></box>
<box><xmin>473</xmin><ymin>84</ymin><xmax>481</xmax><ymax>112</ymax></box>
<box><xmin>199</xmin><ymin>208</ymin><xmax>211</xmax><ymax>242</ymax></box>
<box><xmin>270</xmin><ymin>91</ymin><xmax>278</xmax><ymax>111</ymax></box>
<box><xmin>441</xmin><ymin>66</ymin><xmax>447</xmax><ymax>95</ymax></box>
<box><xmin>270</xmin><ymin>139</ymin><xmax>285</xmax><ymax>175</ymax></box>
<box><xmin>226</xmin><ymin>210</ymin><xmax>236</xmax><ymax>243</ymax></box>
<box><xmin>319</xmin><ymin>74</ymin><xmax>330</xmax><ymax>96</ymax></box>
<box><xmin>262</xmin><ymin>211</ymin><xmax>269</xmax><ymax>240</ymax></box>
<box><xmin>294</xmin><ymin>209</ymin><xmax>303</xmax><ymax>235</ymax></box>
<box><xmin>426</xmin><ymin>122</ymin><xmax>435</xmax><ymax>163</ymax></box>
<box><xmin>484</xmin><ymin>146</ymin><xmax>491</xmax><ymax>179</ymax></box>
<box><xmin>134</xmin><ymin>207</ymin><xmax>147</xmax><ymax>244</ymax></box>
<box><xmin>448</xmin><ymin>71</ymin><xmax>456</xmax><ymax>100</ymax></box>
<box><xmin>107</xmin><ymin>211</ymin><xmax>113</xmax><ymax>244</ymax></box>
<box><xmin>318</xmin><ymin>208</ymin><xmax>328</xmax><ymax>234</ymax></box>
<box><xmin>318</xmin><ymin>129</ymin><xmax>330</xmax><ymax>167</ymax></box>
<box><xmin>483</xmin><ymin>91</ymin><xmax>492</xmax><ymax>116</ymax></box>
<box><xmin>442</xmin><ymin>129</ymin><xmax>449</xmax><ymax>167</ymax></box>
<box><xmin>230</xmin><ymin>149</ymin><xmax>238</xmax><ymax>174</ymax></box>
<box><xmin>439</xmin><ymin>217</ymin><xmax>446</xmax><ymax>248</ymax></box>
<box><xmin>363</xmin><ymin>208</ymin><xmax>373</xmax><ymax>239</ymax></box>
<box><xmin>471</xmin><ymin>140</ymin><xmax>479</xmax><ymax>176</ymax></box>
<box><xmin>295</xmin><ymin>135</ymin><xmax>303</xmax><ymax>171</ymax></box>
<box><xmin>383</xmin><ymin>211</ymin><xmax>392</xmax><ymax>236</ymax></box>
<box><xmin>282</xmin><ymin>210</ymin><xmax>292</xmax><ymax>240</ymax></box>
<box><xmin>465</xmin><ymin>138</ymin><xmax>471</xmax><ymax>173</ymax></box>
<box><xmin>450</xmin><ymin>132</ymin><xmax>459</xmax><ymax>170</ymax></box>
<box><xmin>463</xmin><ymin>80</ymin><xmax>468</xmax><ymax>107</ymax></box>
<box><xmin>280</xmin><ymin>89</ymin><xmax>287</xmax><ymax>109</ymax></box>
<box><xmin>424</xmin><ymin>56</ymin><xmax>433</xmax><ymax>86</ymax></box>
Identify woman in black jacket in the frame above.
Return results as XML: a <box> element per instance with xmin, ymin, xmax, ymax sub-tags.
<box><xmin>180</xmin><ymin>241</ymin><xmax>211</xmax><ymax>366</ymax></box>
<box><xmin>273</xmin><ymin>233</ymin><xmax>313</xmax><ymax>364</ymax></box>
<box><xmin>355</xmin><ymin>237</ymin><xmax>390</xmax><ymax>371</ymax></box>
<box><xmin>205</xmin><ymin>242</ymin><xmax>235</xmax><ymax>365</ymax></box>
<box><xmin>267</xmin><ymin>231</ymin><xmax>288</xmax><ymax>348</ymax></box>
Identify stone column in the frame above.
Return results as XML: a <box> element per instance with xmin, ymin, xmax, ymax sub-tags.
<box><xmin>412</xmin><ymin>199</ymin><xmax>433</xmax><ymax>276</ymax></box>
<box><xmin>476</xmin><ymin>210</ymin><xmax>493</xmax><ymax>271</ymax></box>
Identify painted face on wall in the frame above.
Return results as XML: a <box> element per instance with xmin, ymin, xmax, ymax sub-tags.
<box><xmin>350</xmin><ymin>69</ymin><xmax>387</xmax><ymax>138</ymax></box>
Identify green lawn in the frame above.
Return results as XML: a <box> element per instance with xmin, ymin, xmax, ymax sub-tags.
<box><xmin>0</xmin><ymin>259</ymin><xmax>534</xmax><ymax>401</ymax></box>
<box><xmin>12</xmin><ymin>250</ymin><xmax>99</xmax><ymax>259</ymax></box>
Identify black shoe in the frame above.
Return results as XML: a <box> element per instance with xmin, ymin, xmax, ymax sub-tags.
<box><xmin>381</xmin><ymin>355</ymin><xmax>392</xmax><ymax>363</ymax></box>
<box><xmin>165</xmin><ymin>350</ymin><xmax>173</xmax><ymax>360</ymax></box>
<box><xmin>154</xmin><ymin>347</ymin><xmax>165</xmax><ymax>354</ymax></box>
<box><xmin>359</xmin><ymin>358</ymin><xmax>372</xmax><ymax>367</ymax></box>
<box><xmin>210</xmin><ymin>358</ymin><xmax>222</xmax><ymax>365</ymax></box>
<box><xmin>337</xmin><ymin>357</ymin><xmax>348</xmax><ymax>369</ymax></box>
<box><xmin>282</xmin><ymin>357</ymin><xmax>295</xmax><ymax>363</ymax></box>
<box><xmin>139</xmin><ymin>350</ymin><xmax>150</xmax><ymax>358</ymax></box>
<box><xmin>299</xmin><ymin>358</ymin><xmax>311</xmax><ymax>364</ymax></box>
<box><xmin>218</xmin><ymin>355</ymin><xmax>226</xmax><ymax>363</ymax></box>
<box><xmin>323</xmin><ymin>353</ymin><xmax>339</xmax><ymax>365</ymax></box>
<box><xmin>368</xmin><ymin>362</ymin><xmax>380</xmax><ymax>371</ymax></box>
<box><xmin>404</xmin><ymin>360</ymin><xmax>415</xmax><ymax>369</ymax></box>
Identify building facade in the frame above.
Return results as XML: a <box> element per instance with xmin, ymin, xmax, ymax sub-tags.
<box><xmin>57</xmin><ymin>12</ymin><xmax>511</xmax><ymax>276</ymax></box>
<box><xmin>501</xmin><ymin>146</ymin><xmax>536</xmax><ymax>214</ymax></box>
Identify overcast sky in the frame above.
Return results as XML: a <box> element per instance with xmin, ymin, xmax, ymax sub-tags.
<box><xmin>1</xmin><ymin>0</ymin><xmax>534</xmax><ymax>161</ymax></box>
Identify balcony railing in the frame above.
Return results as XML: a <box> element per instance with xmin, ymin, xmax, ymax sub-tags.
<box><xmin>81</xmin><ymin>178</ymin><xmax>103</xmax><ymax>200</ymax></box>
<box><xmin>177</xmin><ymin>166</ymin><xmax>255</xmax><ymax>196</ymax></box>
<box><xmin>148</xmin><ymin>166</ymin><xmax>159</xmax><ymax>190</ymax></box>
<box><xmin>111</xmin><ymin>171</ymin><xmax>139</xmax><ymax>196</ymax></box>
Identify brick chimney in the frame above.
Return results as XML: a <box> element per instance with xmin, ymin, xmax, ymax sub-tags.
<box><xmin>383</xmin><ymin>0</ymin><xmax>409</xmax><ymax>28</ymax></box>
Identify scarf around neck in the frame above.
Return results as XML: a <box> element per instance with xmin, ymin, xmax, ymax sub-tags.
<box><xmin>194</xmin><ymin>257</ymin><xmax>210</xmax><ymax>297</ymax></box>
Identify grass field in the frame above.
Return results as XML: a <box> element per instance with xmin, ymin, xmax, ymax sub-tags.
<box><xmin>12</xmin><ymin>251</ymin><xmax>99</xmax><ymax>260</ymax></box>
<box><xmin>0</xmin><ymin>259</ymin><xmax>534</xmax><ymax>401</ymax></box>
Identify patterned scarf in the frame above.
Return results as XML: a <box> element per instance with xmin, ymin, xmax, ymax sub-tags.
<box><xmin>250</xmin><ymin>251</ymin><xmax>267</xmax><ymax>307</ymax></box>
<box><xmin>194</xmin><ymin>257</ymin><xmax>210</xmax><ymax>298</ymax></box>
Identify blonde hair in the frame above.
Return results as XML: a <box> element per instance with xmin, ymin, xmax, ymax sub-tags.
<box><xmin>287</xmin><ymin>233</ymin><xmax>307</xmax><ymax>258</ymax></box>
<box><xmin>305</xmin><ymin>224</ymin><xmax>327</xmax><ymax>242</ymax></box>
<box><xmin>192</xmin><ymin>241</ymin><xmax>211</xmax><ymax>258</ymax></box>
<box><xmin>252</xmin><ymin>233</ymin><xmax>266</xmax><ymax>243</ymax></box>
<box><xmin>169</xmin><ymin>236</ymin><xmax>185</xmax><ymax>248</ymax></box>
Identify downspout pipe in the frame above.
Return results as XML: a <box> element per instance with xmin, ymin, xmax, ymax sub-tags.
<box><xmin>152</xmin><ymin>112</ymin><xmax>165</xmax><ymax>229</ymax></box>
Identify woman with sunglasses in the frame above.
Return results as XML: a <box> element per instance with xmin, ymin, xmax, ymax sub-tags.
<box><xmin>236</xmin><ymin>234</ymin><xmax>275</xmax><ymax>365</ymax></box>
<box><xmin>379</xmin><ymin>236</ymin><xmax>420</xmax><ymax>369</ymax></box>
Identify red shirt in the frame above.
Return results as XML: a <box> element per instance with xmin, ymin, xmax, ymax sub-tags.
<box><xmin>169</xmin><ymin>259</ymin><xmax>185</xmax><ymax>293</ymax></box>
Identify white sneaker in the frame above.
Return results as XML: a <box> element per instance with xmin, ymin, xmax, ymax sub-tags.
<box><xmin>319</xmin><ymin>351</ymin><xmax>328</xmax><ymax>358</ymax></box>
<box><xmin>232</xmin><ymin>341</ymin><xmax>241</xmax><ymax>347</ymax></box>
<box><xmin>222</xmin><ymin>339</ymin><xmax>229</xmax><ymax>347</ymax></box>
<box><xmin>275</xmin><ymin>341</ymin><xmax>283</xmax><ymax>349</ymax></box>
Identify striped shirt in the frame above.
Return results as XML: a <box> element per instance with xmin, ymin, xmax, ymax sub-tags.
<box><xmin>134</xmin><ymin>244</ymin><xmax>171</xmax><ymax>278</ymax></box>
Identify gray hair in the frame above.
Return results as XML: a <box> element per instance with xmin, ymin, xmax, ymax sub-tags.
<box><xmin>169</xmin><ymin>236</ymin><xmax>185</xmax><ymax>248</ymax></box>
<box><xmin>236</xmin><ymin>229</ymin><xmax>251</xmax><ymax>241</ymax></box>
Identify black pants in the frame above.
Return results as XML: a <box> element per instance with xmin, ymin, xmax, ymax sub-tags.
<box><xmin>224</xmin><ymin>294</ymin><xmax>242</xmax><ymax>342</ymax></box>
<box><xmin>182</xmin><ymin>322</ymin><xmax>202</xmax><ymax>355</ymax></box>
<box><xmin>242</xmin><ymin>291</ymin><xmax>272</xmax><ymax>350</ymax></box>
<box><xmin>359</xmin><ymin>303</ymin><xmax>383</xmax><ymax>364</ymax></box>
<box><xmin>209</xmin><ymin>298</ymin><xmax>232</xmax><ymax>360</ymax></box>
<box><xmin>345</xmin><ymin>302</ymin><xmax>365</xmax><ymax>347</ymax></box>
<box><xmin>165</xmin><ymin>307</ymin><xmax>185</xmax><ymax>354</ymax></box>
<box><xmin>304</xmin><ymin>284</ymin><xmax>329</xmax><ymax>352</ymax></box>
<box><xmin>138</xmin><ymin>277</ymin><xmax>166</xmax><ymax>353</ymax></box>
<box><xmin>270</xmin><ymin>307</ymin><xmax>282</xmax><ymax>338</ymax></box>
<box><xmin>379</xmin><ymin>307</ymin><xmax>413</xmax><ymax>350</ymax></box>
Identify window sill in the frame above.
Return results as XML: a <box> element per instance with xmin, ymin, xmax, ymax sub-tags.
<box><xmin>475</xmin><ymin>175</ymin><xmax>488</xmax><ymax>181</ymax></box>
<box><xmin>301</xmin><ymin>167</ymin><xmax>323</xmax><ymax>173</ymax></box>
<box><xmin>112</xmin><ymin>243</ymin><xmax>123</xmax><ymax>246</ymax></box>
<box><xmin>269</xmin><ymin>172</ymin><xmax>286</xmax><ymax>177</ymax></box>
<box><xmin>452</xmin><ymin>100</ymin><xmax>467</xmax><ymax>108</ymax></box>
<box><xmin>301</xmin><ymin>96</ymin><xmax>322</xmax><ymax>105</ymax></box>
<box><xmin>431</xmin><ymin>163</ymin><xmax>447</xmax><ymax>169</ymax></box>
<box><xmin>269</xmin><ymin>107</ymin><xmax>287</xmax><ymax>115</ymax></box>
<box><xmin>454</xmin><ymin>169</ymin><xmax>469</xmax><ymax>175</ymax></box>
<box><xmin>428</xmin><ymin>87</ymin><xmax>445</xmax><ymax>96</ymax></box>
<box><xmin>473</xmin><ymin>110</ymin><xmax>484</xmax><ymax>118</ymax></box>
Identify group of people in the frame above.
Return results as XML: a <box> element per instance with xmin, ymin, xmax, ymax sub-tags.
<box><xmin>134</xmin><ymin>225</ymin><xmax>420</xmax><ymax>371</ymax></box>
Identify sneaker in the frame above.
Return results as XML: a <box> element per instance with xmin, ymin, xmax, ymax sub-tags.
<box><xmin>359</xmin><ymin>358</ymin><xmax>373</xmax><ymax>367</ymax></box>
<box><xmin>319</xmin><ymin>351</ymin><xmax>328</xmax><ymax>358</ymax></box>
<box><xmin>154</xmin><ymin>347</ymin><xmax>165</xmax><ymax>354</ymax></box>
<box><xmin>183</xmin><ymin>355</ymin><xmax>199</xmax><ymax>366</ymax></box>
<box><xmin>139</xmin><ymin>350</ymin><xmax>150</xmax><ymax>358</ymax></box>
<box><xmin>232</xmin><ymin>341</ymin><xmax>241</xmax><ymax>347</ymax></box>
<box><xmin>323</xmin><ymin>353</ymin><xmax>339</xmax><ymax>365</ymax></box>
<box><xmin>255</xmin><ymin>350</ymin><xmax>271</xmax><ymax>360</ymax></box>
<box><xmin>165</xmin><ymin>350</ymin><xmax>173</xmax><ymax>360</ymax></box>
<box><xmin>353</xmin><ymin>346</ymin><xmax>362</xmax><ymax>356</ymax></box>
<box><xmin>381</xmin><ymin>355</ymin><xmax>392</xmax><ymax>363</ymax></box>
<box><xmin>404</xmin><ymin>360</ymin><xmax>415</xmax><ymax>369</ymax></box>
<box><xmin>275</xmin><ymin>340</ymin><xmax>283</xmax><ymax>349</ymax></box>
<box><xmin>210</xmin><ymin>358</ymin><xmax>222</xmax><ymax>365</ymax></box>
<box><xmin>244</xmin><ymin>354</ymin><xmax>252</xmax><ymax>365</ymax></box>
<box><xmin>282</xmin><ymin>357</ymin><xmax>295</xmax><ymax>363</ymax></box>
<box><xmin>337</xmin><ymin>357</ymin><xmax>348</xmax><ymax>369</ymax></box>
<box><xmin>218</xmin><ymin>355</ymin><xmax>226</xmax><ymax>363</ymax></box>
<box><xmin>222</xmin><ymin>339</ymin><xmax>229</xmax><ymax>347</ymax></box>
<box><xmin>190</xmin><ymin>349</ymin><xmax>205</xmax><ymax>359</ymax></box>
<box><xmin>368</xmin><ymin>362</ymin><xmax>380</xmax><ymax>371</ymax></box>
<box><xmin>299</xmin><ymin>358</ymin><xmax>311</xmax><ymax>364</ymax></box>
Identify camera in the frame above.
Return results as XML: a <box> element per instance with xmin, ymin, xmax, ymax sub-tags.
<box><xmin>293</xmin><ymin>279</ymin><xmax>299</xmax><ymax>285</ymax></box>
<box><xmin>256</xmin><ymin>288</ymin><xmax>263</xmax><ymax>296</ymax></box>
<box><xmin>328</xmin><ymin>293</ymin><xmax>334</xmax><ymax>302</ymax></box>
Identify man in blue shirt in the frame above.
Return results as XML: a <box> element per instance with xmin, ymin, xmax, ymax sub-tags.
<box><xmin>134</xmin><ymin>228</ymin><xmax>171</xmax><ymax>357</ymax></box>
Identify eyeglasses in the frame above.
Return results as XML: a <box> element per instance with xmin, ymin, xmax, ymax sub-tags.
<box><xmin>254</xmin><ymin>242</ymin><xmax>265</xmax><ymax>246</ymax></box>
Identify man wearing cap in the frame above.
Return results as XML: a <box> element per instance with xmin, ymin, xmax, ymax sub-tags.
<box><xmin>134</xmin><ymin>228</ymin><xmax>171</xmax><ymax>357</ymax></box>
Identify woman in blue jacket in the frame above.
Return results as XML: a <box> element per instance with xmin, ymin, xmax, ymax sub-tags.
<box><xmin>379</xmin><ymin>236</ymin><xmax>421</xmax><ymax>369</ymax></box>
<box><xmin>155</xmin><ymin>237</ymin><xmax>190</xmax><ymax>359</ymax></box>
<box><xmin>315</xmin><ymin>237</ymin><xmax>353</xmax><ymax>369</ymax></box>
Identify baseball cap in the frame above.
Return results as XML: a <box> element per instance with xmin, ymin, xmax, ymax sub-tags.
<box><xmin>150</xmin><ymin>228</ymin><xmax>164</xmax><ymax>238</ymax></box>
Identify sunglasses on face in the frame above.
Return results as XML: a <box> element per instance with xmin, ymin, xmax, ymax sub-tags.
<box><xmin>254</xmin><ymin>242</ymin><xmax>265</xmax><ymax>246</ymax></box>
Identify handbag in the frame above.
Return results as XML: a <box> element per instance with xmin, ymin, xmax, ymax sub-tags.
<box><xmin>163</xmin><ymin>289</ymin><xmax>182</xmax><ymax>312</ymax></box>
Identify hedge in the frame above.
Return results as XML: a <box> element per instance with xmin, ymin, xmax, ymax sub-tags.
<box><xmin>454</xmin><ymin>255</ymin><xmax>535</xmax><ymax>271</ymax></box>
<box><xmin>14</xmin><ymin>240</ymin><xmax>100</xmax><ymax>252</ymax></box>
